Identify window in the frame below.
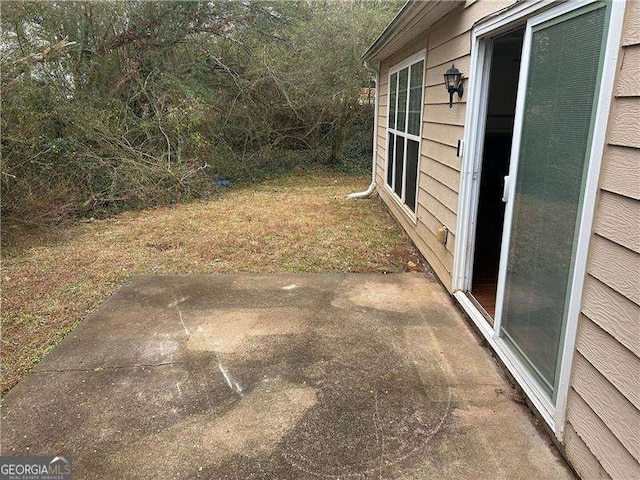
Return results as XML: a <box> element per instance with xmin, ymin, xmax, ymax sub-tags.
<box><xmin>387</xmin><ymin>56</ymin><xmax>424</xmax><ymax>213</ymax></box>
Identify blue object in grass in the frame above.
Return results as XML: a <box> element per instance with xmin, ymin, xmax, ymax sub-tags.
<box><xmin>216</xmin><ymin>178</ymin><xmax>231</xmax><ymax>187</ymax></box>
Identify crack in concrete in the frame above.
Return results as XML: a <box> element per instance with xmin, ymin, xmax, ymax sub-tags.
<box><xmin>33</xmin><ymin>361</ymin><xmax>192</xmax><ymax>374</ymax></box>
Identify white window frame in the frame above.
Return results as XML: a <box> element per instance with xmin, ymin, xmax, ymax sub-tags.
<box><xmin>452</xmin><ymin>0</ymin><xmax>626</xmax><ymax>439</ymax></box>
<box><xmin>384</xmin><ymin>50</ymin><xmax>426</xmax><ymax>222</ymax></box>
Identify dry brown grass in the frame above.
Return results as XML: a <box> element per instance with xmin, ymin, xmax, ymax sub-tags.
<box><xmin>1</xmin><ymin>169</ymin><xmax>424</xmax><ymax>393</ymax></box>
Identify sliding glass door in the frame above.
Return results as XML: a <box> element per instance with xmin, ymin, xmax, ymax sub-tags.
<box><xmin>497</xmin><ymin>2</ymin><xmax>610</xmax><ymax>399</ymax></box>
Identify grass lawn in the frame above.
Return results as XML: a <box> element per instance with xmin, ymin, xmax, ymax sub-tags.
<box><xmin>1</xmin><ymin>169</ymin><xmax>423</xmax><ymax>393</ymax></box>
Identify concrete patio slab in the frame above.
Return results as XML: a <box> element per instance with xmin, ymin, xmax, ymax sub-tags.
<box><xmin>1</xmin><ymin>274</ymin><xmax>573</xmax><ymax>479</ymax></box>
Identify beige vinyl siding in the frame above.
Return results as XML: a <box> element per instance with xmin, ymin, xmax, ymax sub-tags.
<box><xmin>564</xmin><ymin>1</ymin><xmax>640</xmax><ymax>478</ymax></box>
<box><xmin>565</xmin><ymin>424</ymin><xmax>612</xmax><ymax>480</ymax></box>
<box><xmin>571</xmin><ymin>353</ymin><xmax>639</xmax><ymax>460</ymax></box>
<box><xmin>567</xmin><ymin>391</ymin><xmax>639</xmax><ymax>480</ymax></box>
<box><xmin>422</xmin><ymin>124</ymin><xmax>465</xmax><ymax>151</ymax></box>
<box><xmin>375</xmin><ymin>62</ymin><xmax>387</xmax><ymax>188</ymax></box>
<box><xmin>608</xmin><ymin>98</ymin><xmax>640</xmax><ymax>147</ymax></box>
<box><xmin>581</xmin><ymin>276</ymin><xmax>640</xmax><ymax>357</ymax></box>
<box><xmin>375</xmin><ymin>34</ymin><xmax>458</xmax><ymax>283</ymax></box>
<box><xmin>375</xmin><ymin>0</ymin><xmax>518</xmax><ymax>290</ymax></box>
<box><xmin>599</xmin><ymin>146</ymin><xmax>640</xmax><ymax>198</ymax></box>
<box><xmin>418</xmin><ymin>0</ymin><xmax>519</xmax><ymax>289</ymax></box>
<box><xmin>575</xmin><ymin>317</ymin><xmax>640</xmax><ymax>409</ymax></box>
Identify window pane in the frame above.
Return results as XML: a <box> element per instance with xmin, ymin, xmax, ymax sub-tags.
<box><xmin>405</xmin><ymin>140</ymin><xmax>419</xmax><ymax>211</ymax></box>
<box><xmin>408</xmin><ymin>61</ymin><xmax>424</xmax><ymax>136</ymax></box>
<box><xmin>396</xmin><ymin>67</ymin><xmax>408</xmax><ymax>132</ymax></box>
<box><xmin>388</xmin><ymin>72</ymin><xmax>397</xmax><ymax>128</ymax></box>
<box><xmin>500</xmin><ymin>4</ymin><xmax>608</xmax><ymax>397</ymax></box>
<box><xmin>394</xmin><ymin>135</ymin><xmax>405</xmax><ymax>196</ymax></box>
<box><xmin>387</xmin><ymin>133</ymin><xmax>395</xmax><ymax>186</ymax></box>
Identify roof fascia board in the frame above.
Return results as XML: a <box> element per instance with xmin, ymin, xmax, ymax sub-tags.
<box><xmin>363</xmin><ymin>1</ymin><xmax>463</xmax><ymax>62</ymax></box>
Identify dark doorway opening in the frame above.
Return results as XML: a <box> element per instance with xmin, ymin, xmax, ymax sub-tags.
<box><xmin>470</xmin><ymin>27</ymin><xmax>525</xmax><ymax>321</ymax></box>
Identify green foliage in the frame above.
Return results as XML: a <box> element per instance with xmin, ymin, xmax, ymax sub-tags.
<box><xmin>1</xmin><ymin>0</ymin><xmax>401</xmax><ymax>223</ymax></box>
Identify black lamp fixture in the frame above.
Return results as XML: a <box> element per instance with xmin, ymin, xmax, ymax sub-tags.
<box><xmin>444</xmin><ymin>64</ymin><xmax>464</xmax><ymax>108</ymax></box>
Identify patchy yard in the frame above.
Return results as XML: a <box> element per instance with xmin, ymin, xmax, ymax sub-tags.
<box><xmin>1</xmin><ymin>169</ymin><xmax>423</xmax><ymax>393</ymax></box>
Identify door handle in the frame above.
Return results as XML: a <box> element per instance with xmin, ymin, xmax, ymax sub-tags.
<box><xmin>502</xmin><ymin>175</ymin><xmax>510</xmax><ymax>203</ymax></box>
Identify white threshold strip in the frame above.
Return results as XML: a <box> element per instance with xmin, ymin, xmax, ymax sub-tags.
<box><xmin>453</xmin><ymin>290</ymin><xmax>557</xmax><ymax>433</ymax></box>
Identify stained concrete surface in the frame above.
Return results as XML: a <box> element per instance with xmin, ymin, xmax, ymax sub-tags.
<box><xmin>1</xmin><ymin>274</ymin><xmax>574</xmax><ymax>479</ymax></box>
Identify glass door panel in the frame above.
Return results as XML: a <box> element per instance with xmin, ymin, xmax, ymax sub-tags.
<box><xmin>499</xmin><ymin>3</ymin><xmax>609</xmax><ymax>398</ymax></box>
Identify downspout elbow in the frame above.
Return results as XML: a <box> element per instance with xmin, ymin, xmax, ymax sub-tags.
<box><xmin>346</xmin><ymin>181</ymin><xmax>377</xmax><ymax>199</ymax></box>
<box><xmin>346</xmin><ymin>60</ymin><xmax>380</xmax><ymax>200</ymax></box>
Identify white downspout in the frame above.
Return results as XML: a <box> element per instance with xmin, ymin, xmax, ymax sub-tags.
<box><xmin>346</xmin><ymin>60</ymin><xmax>379</xmax><ymax>199</ymax></box>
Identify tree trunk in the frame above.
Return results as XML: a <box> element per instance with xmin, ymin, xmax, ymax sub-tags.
<box><xmin>329</xmin><ymin>110</ymin><xmax>351</xmax><ymax>165</ymax></box>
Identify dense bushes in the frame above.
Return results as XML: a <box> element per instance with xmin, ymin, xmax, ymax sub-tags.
<box><xmin>1</xmin><ymin>82</ymin><xmax>373</xmax><ymax>221</ymax></box>
<box><xmin>1</xmin><ymin>1</ymin><xmax>396</xmax><ymax>224</ymax></box>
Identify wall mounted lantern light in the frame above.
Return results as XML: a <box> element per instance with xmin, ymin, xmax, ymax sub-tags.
<box><xmin>444</xmin><ymin>64</ymin><xmax>464</xmax><ymax>108</ymax></box>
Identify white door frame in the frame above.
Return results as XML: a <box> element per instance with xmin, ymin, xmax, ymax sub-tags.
<box><xmin>453</xmin><ymin>0</ymin><xmax>626</xmax><ymax>438</ymax></box>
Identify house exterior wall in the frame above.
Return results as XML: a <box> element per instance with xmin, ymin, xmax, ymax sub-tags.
<box><xmin>376</xmin><ymin>1</ymin><xmax>519</xmax><ymax>289</ymax></box>
<box><xmin>373</xmin><ymin>1</ymin><xmax>640</xmax><ymax>478</ymax></box>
